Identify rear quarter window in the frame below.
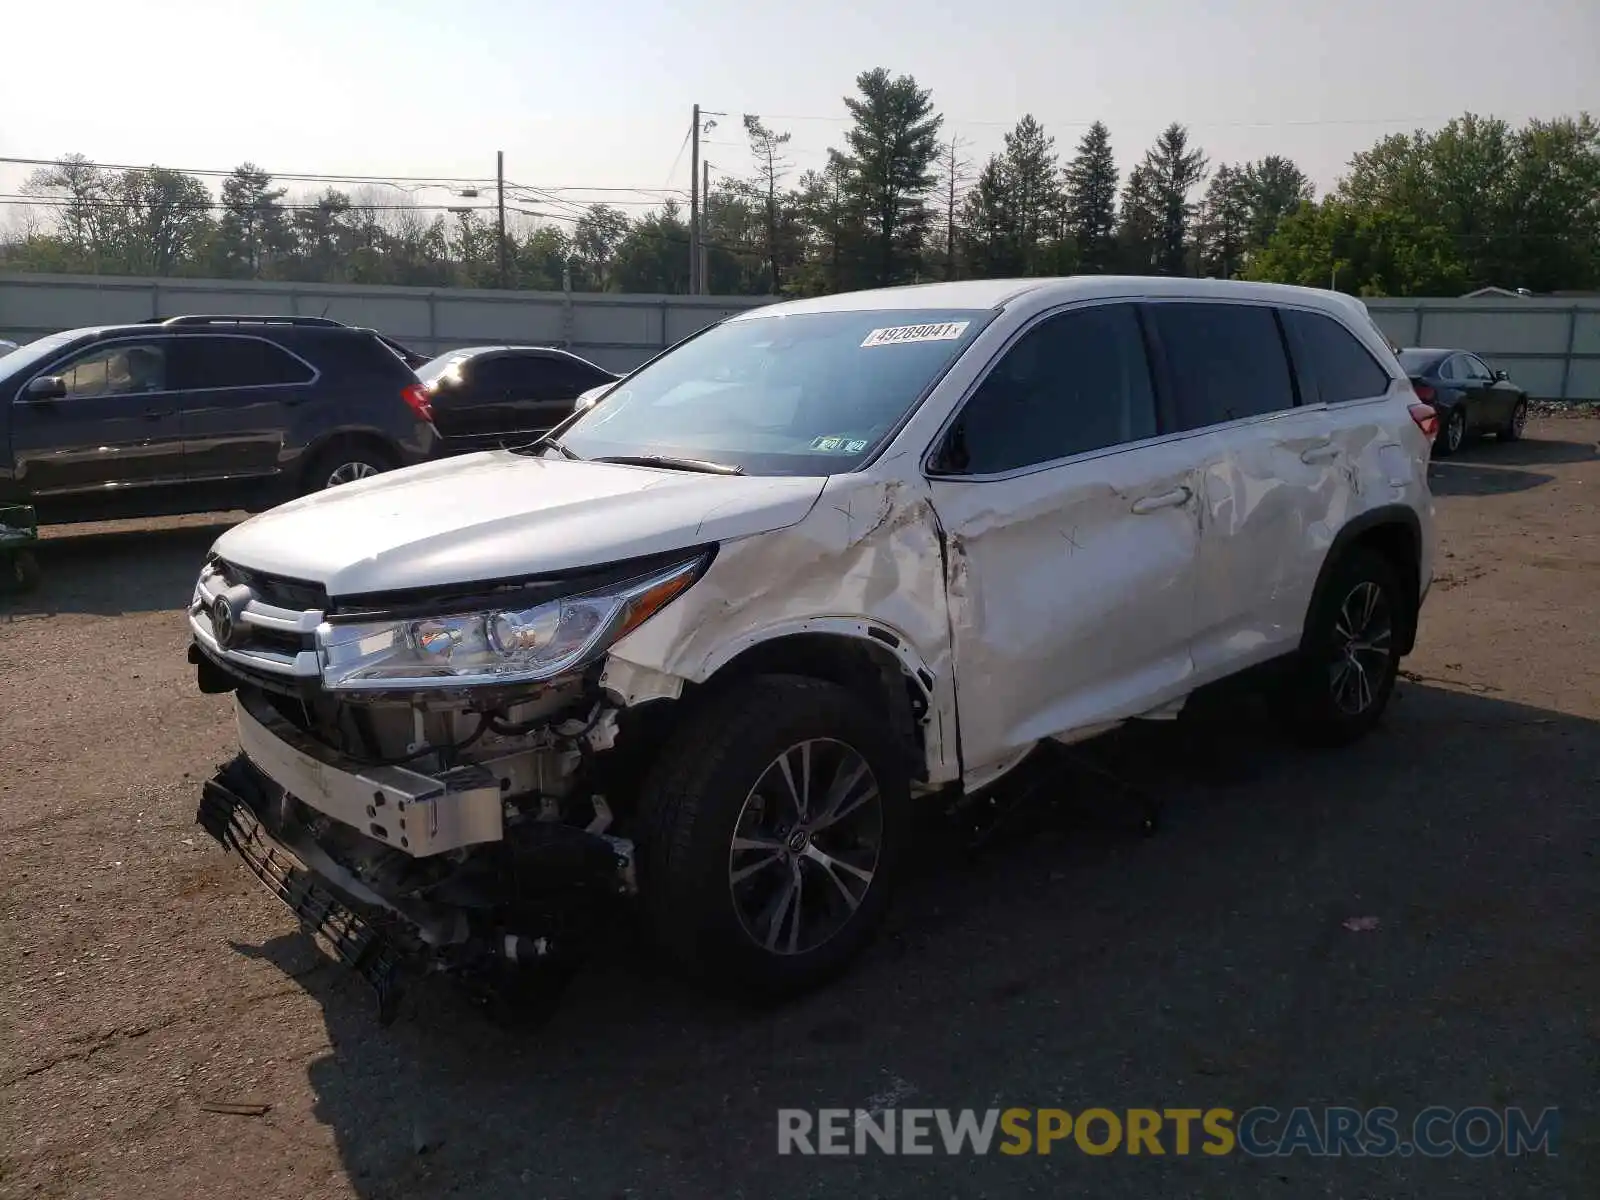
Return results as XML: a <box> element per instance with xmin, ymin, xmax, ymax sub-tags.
<box><xmin>1281</xmin><ymin>309</ymin><xmax>1393</xmax><ymax>405</ymax></box>
<box><xmin>300</xmin><ymin>331</ymin><xmax>418</xmax><ymax>384</ymax></box>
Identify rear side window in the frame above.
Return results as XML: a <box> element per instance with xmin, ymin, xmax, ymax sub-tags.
<box><xmin>1150</xmin><ymin>303</ymin><xmax>1295</xmax><ymax>430</ymax></box>
<box><xmin>483</xmin><ymin>356</ymin><xmax>557</xmax><ymax>394</ymax></box>
<box><xmin>309</xmin><ymin>332</ymin><xmax>419</xmax><ymax>383</ymax></box>
<box><xmin>943</xmin><ymin>302</ymin><xmax>1158</xmax><ymax>475</ymax></box>
<box><xmin>170</xmin><ymin>337</ymin><xmax>314</xmax><ymax>390</ymax></box>
<box><xmin>1281</xmin><ymin>309</ymin><xmax>1391</xmax><ymax>405</ymax></box>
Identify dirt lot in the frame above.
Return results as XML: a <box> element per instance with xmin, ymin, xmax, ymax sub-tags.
<box><xmin>2</xmin><ymin>419</ymin><xmax>1597</xmax><ymax>1200</ymax></box>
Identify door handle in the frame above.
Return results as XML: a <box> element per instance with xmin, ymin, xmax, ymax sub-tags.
<box><xmin>1300</xmin><ymin>443</ymin><xmax>1339</xmax><ymax>464</ymax></box>
<box><xmin>1131</xmin><ymin>486</ymin><xmax>1192</xmax><ymax>515</ymax></box>
<box><xmin>141</xmin><ymin>408</ymin><xmax>166</xmax><ymax>422</ymax></box>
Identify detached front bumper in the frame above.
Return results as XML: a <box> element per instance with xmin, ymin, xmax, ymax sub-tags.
<box><xmin>198</xmin><ymin>758</ymin><xmax>417</xmax><ymax>1023</ymax></box>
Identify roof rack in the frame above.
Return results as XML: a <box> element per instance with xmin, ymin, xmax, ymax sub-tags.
<box><xmin>155</xmin><ymin>314</ymin><xmax>348</xmax><ymax>328</ymax></box>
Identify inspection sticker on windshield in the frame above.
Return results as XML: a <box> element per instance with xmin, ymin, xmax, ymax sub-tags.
<box><xmin>860</xmin><ymin>321</ymin><xmax>969</xmax><ymax>348</ymax></box>
<box><xmin>812</xmin><ymin>436</ymin><xmax>870</xmax><ymax>453</ymax></box>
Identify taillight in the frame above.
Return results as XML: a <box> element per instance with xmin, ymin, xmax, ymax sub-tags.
<box><xmin>1408</xmin><ymin>402</ymin><xmax>1439</xmax><ymax>440</ymax></box>
<box><xmin>1410</xmin><ymin>378</ymin><xmax>1436</xmax><ymax>404</ymax></box>
<box><xmin>401</xmin><ymin>382</ymin><xmax>434</xmax><ymax>423</ymax></box>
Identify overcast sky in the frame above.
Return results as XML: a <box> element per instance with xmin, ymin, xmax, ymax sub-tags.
<box><xmin>2</xmin><ymin>0</ymin><xmax>1596</xmax><ymax>221</ymax></box>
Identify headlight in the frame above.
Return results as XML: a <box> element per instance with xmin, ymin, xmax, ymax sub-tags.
<box><xmin>315</xmin><ymin>555</ymin><xmax>707</xmax><ymax>691</ymax></box>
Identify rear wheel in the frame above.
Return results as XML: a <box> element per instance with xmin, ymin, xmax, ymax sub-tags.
<box><xmin>1499</xmin><ymin>397</ymin><xmax>1528</xmax><ymax>442</ymax></box>
<box><xmin>637</xmin><ymin>675</ymin><xmax>908</xmax><ymax>999</ymax></box>
<box><xmin>303</xmin><ymin>440</ymin><xmax>398</xmax><ymax>494</ymax></box>
<box><xmin>1286</xmin><ymin>548</ymin><xmax>1406</xmax><ymax>747</ymax></box>
<box><xmin>1435</xmin><ymin>407</ymin><xmax>1466</xmax><ymax>457</ymax></box>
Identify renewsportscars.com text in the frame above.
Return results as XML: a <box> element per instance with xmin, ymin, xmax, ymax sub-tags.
<box><xmin>777</xmin><ymin>1106</ymin><xmax>1560</xmax><ymax>1158</ymax></box>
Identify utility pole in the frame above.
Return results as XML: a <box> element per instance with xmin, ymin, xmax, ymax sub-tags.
<box><xmin>690</xmin><ymin>105</ymin><xmax>701</xmax><ymax>295</ymax></box>
<box><xmin>496</xmin><ymin>150</ymin><xmax>508</xmax><ymax>289</ymax></box>
<box><xmin>701</xmin><ymin>160</ymin><xmax>711</xmax><ymax>295</ymax></box>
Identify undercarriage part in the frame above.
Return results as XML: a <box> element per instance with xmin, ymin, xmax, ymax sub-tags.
<box><xmin>954</xmin><ymin>745</ymin><xmax>1162</xmax><ymax>854</ymax></box>
<box><xmin>198</xmin><ymin>752</ymin><xmax>636</xmax><ymax>1025</ymax></box>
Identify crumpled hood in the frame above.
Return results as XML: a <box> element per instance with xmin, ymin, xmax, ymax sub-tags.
<box><xmin>210</xmin><ymin>451</ymin><xmax>827</xmax><ymax>597</ymax></box>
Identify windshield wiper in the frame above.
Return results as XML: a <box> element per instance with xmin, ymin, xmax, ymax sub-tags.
<box><xmin>592</xmin><ymin>455</ymin><xmax>744</xmax><ymax>476</ymax></box>
<box><xmin>512</xmin><ymin>433</ymin><xmax>581</xmax><ymax>460</ymax></box>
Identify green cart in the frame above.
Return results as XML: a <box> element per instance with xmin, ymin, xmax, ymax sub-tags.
<box><xmin>0</xmin><ymin>504</ymin><xmax>40</xmax><ymax>593</ymax></box>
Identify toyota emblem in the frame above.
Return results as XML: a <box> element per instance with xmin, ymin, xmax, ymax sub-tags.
<box><xmin>211</xmin><ymin>597</ymin><xmax>237</xmax><ymax>648</ymax></box>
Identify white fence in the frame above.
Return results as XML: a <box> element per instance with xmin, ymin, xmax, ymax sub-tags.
<box><xmin>0</xmin><ymin>273</ymin><xmax>773</xmax><ymax>374</ymax></box>
<box><xmin>1365</xmin><ymin>298</ymin><xmax>1600</xmax><ymax>401</ymax></box>
<box><xmin>3</xmin><ymin>273</ymin><xmax>1597</xmax><ymax>398</ymax></box>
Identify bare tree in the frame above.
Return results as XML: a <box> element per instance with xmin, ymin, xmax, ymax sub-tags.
<box><xmin>933</xmin><ymin>134</ymin><xmax>973</xmax><ymax>279</ymax></box>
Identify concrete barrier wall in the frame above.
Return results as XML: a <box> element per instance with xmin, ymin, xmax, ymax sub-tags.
<box><xmin>0</xmin><ymin>273</ymin><xmax>775</xmax><ymax>374</ymax></box>
<box><xmin>3</xmin><ymin>273</ymin><xmax>1597</xmax><ymax>398</ymax></box>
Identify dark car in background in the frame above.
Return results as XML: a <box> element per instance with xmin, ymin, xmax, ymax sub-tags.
<box><xmin>0</xmin><ymin>315</ymin><xmax>437</xmax><ymax>523</ymax></box>
<box><xmin>1399</xmin><ymin>347</ymin><xmax>1529</xmax><ymax>456</ymax></box>
<box><xmin>417</xmin><ymin>345</ymin><xmax>618</xmax><ymax>453</ymax></box>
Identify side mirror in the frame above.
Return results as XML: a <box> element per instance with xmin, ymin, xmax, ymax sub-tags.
<box><xmin>24</xmin><ymin>376</ymin><xmax>67</xmax><ymax>401</ymax></box>
<box><xmin>1494</xmin><ymin>369</ymin><xmax>1509</xmax><ymax>382</ymax></box>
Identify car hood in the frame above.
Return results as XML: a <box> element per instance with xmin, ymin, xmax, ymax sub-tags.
<box><xmin>210</xmin><ymin>451</ymin><xmax>827</xmax><ymax>597</ymax></box>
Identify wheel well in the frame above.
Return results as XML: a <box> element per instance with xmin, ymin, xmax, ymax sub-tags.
<box><xmin>1314</xmin><ymin>518</ymin><xmax>1422</xmax><ymax>655</ymax></box>
<box><xmin>707</xmin><ymin>634</ymin><xmax>927</xmax><ymax>773</ymax></box>
<box><xmin>300</xmin><ymin>431</ymin><xmax>400</xmax><ymax>488</ymax></box>
<box><xmin>605</xmin><ymin>633</ymin><xmax>929</xmax><ymax>806</ymax></box>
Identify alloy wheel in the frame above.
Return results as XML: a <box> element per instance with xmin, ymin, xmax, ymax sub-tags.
<box><xmin>1512</xmin><ymin>401</ymin><xmax>1528</xmax><ymax>438</ymax></box>
<box><xmin>326</xmin><ymin>461</ymin><xmax>380</xmax><ymax>488</ymax></box>
<box><xmin>1328</xmin><ymin>580</ymin><xmax>1394</xmax><ymax>716</ymax></box>
<box><xmin>727</xmin><ymin>738</ymin><xmax>884</xmax><ymax>956</ymax></box>
<box><xmin>1445</xmin><ymin>410</ymin><xmax>1465</xmax><ymax>454</ymax></box>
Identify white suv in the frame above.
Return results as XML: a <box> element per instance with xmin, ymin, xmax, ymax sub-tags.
<box><xmin>188</xmin><ymin>277</ymin><xmax>1435</xmax><ymax>1015</ymax></box>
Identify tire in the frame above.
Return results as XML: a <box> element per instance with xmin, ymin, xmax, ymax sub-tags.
<box><xmin>1499</xmin><ymin>397</ymin><xmax>1528</xmax><ymax>442</ymax></box>
<box><xmin>636</xmin><ymin>674</ymin><xmax>909</xmax><ymax>999</ymax></box>
<box><xmin>1286</xmin><ymin>548</ymin><xmax>1407</xmax><ymax>748</ymax></box>
<box><xmin>302</xmin><ymin>440</ymin><xmax>398</xmax><ymax>494</ymax></box>
<box><xmin>1435</xmin><ymin>407</ymin><xmax>1466</xmax><ymax>457</ymax></box>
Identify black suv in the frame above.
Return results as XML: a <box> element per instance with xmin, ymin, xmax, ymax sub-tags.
<box><xmin>0</xmin><ymin>315</ymin><xmax>437</xmax><ymax>523</ymax></box>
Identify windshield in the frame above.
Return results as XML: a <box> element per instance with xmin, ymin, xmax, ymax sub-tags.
<box><xmin>0</xmin><ymin>331</ymin><xmax>82</xmax><ymax>386</ymax></box>
<box><xmin>555</xmin><ymin>308</ymin><xmax>994</xmax><ymax>475</ymax></box>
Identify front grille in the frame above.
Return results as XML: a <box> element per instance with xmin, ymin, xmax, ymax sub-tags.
<box><xmin>214</xmin><ymin>558</ymin><xmax>330</xmax><ymax>611</ymax></box>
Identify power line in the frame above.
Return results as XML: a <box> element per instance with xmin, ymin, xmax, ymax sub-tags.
<box><xmin>749</xmin><ymin>112</ymin><xmax>1504</xmax><ymax>130</ymax></box>
<box><xmin>0</xmin><ymin>155</ymin><xmax>499</xmax><ymax>190</ymax></box>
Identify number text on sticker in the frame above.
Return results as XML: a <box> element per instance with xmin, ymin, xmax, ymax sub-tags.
<box><xmin>860</xmin><ymin>321</ymin><xmax>971</xmax><ymax>349</ymax></box>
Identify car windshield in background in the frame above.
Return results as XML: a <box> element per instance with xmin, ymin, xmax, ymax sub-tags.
<box><xmin>555</xmin><ymin>308</ymin><xmax>995</xmax><ymax>475</ymax></box>
<box><xmin>1397</xmin><ymin>350</ymin><xmax>1442</xmax><ymax>374</ymax></box>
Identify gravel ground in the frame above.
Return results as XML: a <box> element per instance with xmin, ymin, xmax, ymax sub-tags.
<box><xmin>2</xmin><ymin>419</ymin><xmax>1597</xmax><ymax>1200</ymax></box>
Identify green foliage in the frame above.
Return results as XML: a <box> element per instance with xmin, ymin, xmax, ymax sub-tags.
<box><xmin>1062</xmin><ymin>121</ymin><xmax>1119</xmax><ymax>273</ymax></box>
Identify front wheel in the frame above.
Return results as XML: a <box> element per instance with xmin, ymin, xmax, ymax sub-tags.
<box><xmin>1286</xmin><ymin>548</ymin><xmax>1407</xmax><ymax>747</ymax></box>
<box><xmin>1499</xmin><ymin>398</ymin><xmax>1528</xmax><ymax>442</ymax></box>
<box><xmin>637</xmin><ymin>675</ymin><xmax>909</xmax><ymax>998</ymax></box>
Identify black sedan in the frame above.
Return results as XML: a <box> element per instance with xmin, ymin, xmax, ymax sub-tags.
<box><xmin>416</xmin><ymin>345</ymin><xmax>619</xmax><ymax>454</ymax></box>
<box><xmin>1398</xmin><ymin>347</ymin><xmax>1529</xmax><ymax>457</ymax></box>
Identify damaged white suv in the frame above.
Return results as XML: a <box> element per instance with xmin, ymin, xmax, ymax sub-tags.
<box><xmin>189</xmin><ymin>277</ymin><xmax>1435</xmax><ymax>1018</ymax></box>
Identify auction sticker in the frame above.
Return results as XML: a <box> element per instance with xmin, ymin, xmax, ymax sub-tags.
<box><xmin>860</xmin><ymin>321</ymin><xmax>970</xmax><ymax>348</ymax></box>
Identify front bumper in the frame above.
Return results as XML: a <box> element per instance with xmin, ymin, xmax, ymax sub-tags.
<box><xmin>198</xmin><ymin>759</ymin><xmax>415</xmax><ymax>1022</ymax></box>
<box><xmin>232</xmin><ymin>688</ymin><xmax>506</xmax><ymax>858</ymax></box>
